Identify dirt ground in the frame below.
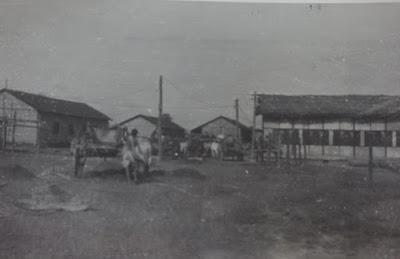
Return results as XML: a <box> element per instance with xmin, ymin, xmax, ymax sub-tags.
<box><xmin>1</xmin><ymin>151</ymin><xmax>400</xmax><ymax>259</ymax></box>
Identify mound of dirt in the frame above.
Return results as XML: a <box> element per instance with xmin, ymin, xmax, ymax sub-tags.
<box><xmin>16</xmin><ymin>184</ymin><xmax>89</xmax><ymax>212</ymax></box>
<box><xmin>38</xmin><ymin>166</ymin><xmax>71</xmax><ymax>182</ymax></box>
<box><xmin>172</xmin><ymin>168</ymin><xmax>206</xmax><ymax>180</ymax></box>
<box><xmin>0</xmin><ymin>180</ymin><xmax>7</xmax><ymax>188</ymax></box>
<box><xmin>0</xmin><ymin>199</ymin><xmax>17</xmax><ymax>217</ymax></box>
<box><xmin>0</xmin><ymin>165</ymin><xmax>35</xmax><ymax>180</ymax></box>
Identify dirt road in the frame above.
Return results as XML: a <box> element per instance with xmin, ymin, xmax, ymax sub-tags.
<box><xmin>1</xmin><ymin>152</ymin><xmax>400</xmax><ymax>258</ymax></box>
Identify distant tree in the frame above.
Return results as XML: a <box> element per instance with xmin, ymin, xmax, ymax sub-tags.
<box><xmin>161</xmin><ymin>113</ymin><xmax>172</xmax><ymax>122</ymax></box>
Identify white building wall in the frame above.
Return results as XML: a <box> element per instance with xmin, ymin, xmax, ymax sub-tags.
<box><xmin>0</xmin><ymin>92</ymin><xmax>38</xmax><ymax>145</ymax></box>
<box><xmin>339</xmin><ymin>120</ymin><xmax>353</xmax><ymax>130</ymax></box>
<box><xmin>324</xmin><ymin>121</ymin><xmax>340</xmax><ymax>130</ymax></box>
<box><xmin>121</xmin><ymin>117</ymin><xmax>156</xmax><ymax>138</ymax></box>
<box><xmin>370</xmin><ymin>121</ymin><xmax>385</xmax><ymax>131</ymax></box>
<box><xmin>201</xmin><ymin>118</ymin><xmax>238</xmax><ymax>137</ymax></box>
<box><xmin>278</xmin><ymin>121</ymin><xmax>292</xmax><ymax>129</ymax></box>
<box><xmin>263</xmin><ymin>118</ymin><xmax>400</xmax><ymax>160</ymax></box>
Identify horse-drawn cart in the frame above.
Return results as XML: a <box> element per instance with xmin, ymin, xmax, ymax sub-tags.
<box><xmin>220</xmin><ymin>137</ymin><xmax>244</xmax><ymax>161</ymax></box>
<box><xmin>71</xmin><ymin>126</ymin><xmax>152</xmax><ymax>182</ymax></box>
<box><xmin>70</xmin><ymin>126</ymin><xmax>122</xmax><ymax>177</ymax></box>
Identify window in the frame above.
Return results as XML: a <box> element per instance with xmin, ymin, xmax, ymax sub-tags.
<box><xmin>68</xmin><ymin>124</ymin><xmax>75</xmax><ymax>136</ymax></box>
<box><xmin>279</xmin><ymin>129</ymin><xmax>300</xmax><ymax>145</ymax></box>
<box><xmin>303</xmin><ymin>129</ymin><xmax>329</xmax><ymax>145</ymax></box>
<box><xmin>52</xmin><ymin>122</ymin><xmax>60</xmax><ymax>135</ymax></box>
<box><xmin>365</xmin><ymin>131</ymin><xmax>391</xmax><ymax>147</ymax></box>
<box><xmin>333</xmin><ymin>130</ymin><xmax>360</xmax><ymax>146</ymax></box>
<box><xmin>397</xmin><ymin>131</ymin><xmax>400</xmax><ymax>147</ymax></box>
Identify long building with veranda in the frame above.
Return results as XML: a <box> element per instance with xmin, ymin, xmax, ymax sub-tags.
<box><xmin>256</xmin><ymin>94</ymin><xmax>400</xmax><ymax>160</ymax></box>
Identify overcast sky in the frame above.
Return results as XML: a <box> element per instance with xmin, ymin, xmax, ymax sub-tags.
<box><xmin>1</xmin><ymin>0</ymin><xmax>400</xmax><ymax>129</ymax></box>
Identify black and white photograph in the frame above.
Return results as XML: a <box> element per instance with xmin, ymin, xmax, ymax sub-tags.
<box><xmin>1</xmin><ymin>0</ymin><xmax>400</xmax><ymax>258</ymax></box>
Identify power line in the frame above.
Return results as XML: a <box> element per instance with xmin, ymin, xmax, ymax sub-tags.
<box><xmin>165</xmin><ymin>105</ymin><xmax>232</xmax><ymax>110</ymax></box>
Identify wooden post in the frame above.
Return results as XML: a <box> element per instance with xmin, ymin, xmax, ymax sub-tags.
<box><xmin>291</xmin><ymin>129</ymin><xmax>297</xmax><ymax>163</ymax></box>
<box><xmin>322</xmin><ymin>120</ymin><xmax>325</xmax><ymax>157</ymax></box>
<box><xmin>368</xmin><ymin>144</ymin><xmax>373</xmax><ymax>188</ymax></box>
<box><xmin>251</xmin><ymin>91</ymin><xmax>257</xmax><ymax>161</ymax></box>
<box><xmin>2</xmin><ymin>119</ymin><xmax>6</xmax><ymax>149</ymax></box>
<box><xmin>286</xmin><ymin>132</ymin><xmax>290</xmax><ymax>163</ymax></box>
<box><xmin>158</xmin><ymin>75</ymin><xmax>163</xmax><ymax>160</ymax></box>
<box><xmin>384</xmin><ymin>119</ymin><xmax>388</xmax><ymax>158</ymax></box>
<box><xmin>1</xmin><ymin>83</ymin><xmax>5</xmax><ymax>149</ymax></box>
<box><xmin>298</xmin><ymin>140</ymin><xmax>302</xmax><ymax>163</ymax></box>
<box><xmin>36</xmin><ymin>115</ymin><xmax>41</xmax><ymax>153</ymax></box>
<box><xmin>302</xmin><ymin>127</ymin><xmax>307</xmax><ymax>160</ymax></box>
<box><xmin>12</xmin><ymin>110</ymin><xmax>16</xmax><ymax>151</ymax></box>
<box><xmin>298</xmin><ymin>128</ymin><xmax>302</xmax><ymax>162</ymax></box>
<box><xmin>276</xmin><ymin>131</ymin><xmax>281</xmax><ymax>167</ymax></box>
<box><xmin>352</xmin><ymin>119</ymin><xmax>356</xmax><ymax>158</ymax></box>
<box><xmin>0</xmin><ymin>121</ymin><xmax>3</xmax><ymax>150</ymax></box>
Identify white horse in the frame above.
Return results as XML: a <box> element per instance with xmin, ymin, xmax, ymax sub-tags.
<box><xmin>179</xmin><ymin>141</ymin><xmax>189</xmax><ymax>158</ymax></box>
<box><xmin>121</xmin><ymin>134</ymin><xmax>152</xmax><ymax>183</ymax></box>
<box><xmin>211</xmin><ymin>141</ymin><xmax>223</xmax><ymax>160</ymax></box>
<box><xmin>71</xmin><ymin>126</ymin><xmax>152</xmax><ymax>182</ymax></box>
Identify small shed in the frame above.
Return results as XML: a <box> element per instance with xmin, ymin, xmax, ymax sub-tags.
<box><xmin>191</xmin><ymin>115</ymin><xmax>251</xmax><ymax>143</ymax></box>
<box><xmin>118</xmin><ymin>114</ymin><xmax>186</xmax><ymax>139</ymax></box>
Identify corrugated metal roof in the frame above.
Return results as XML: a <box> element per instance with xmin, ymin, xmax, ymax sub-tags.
<box><xmin>0</xmin><ymin>88</ymin><xmax>110</xmax><ymax>121</ymax></box>
<box><xmin>256</xmin><ymin>94</ymin><xmax>400</xmax><ymax>120</ymax></box>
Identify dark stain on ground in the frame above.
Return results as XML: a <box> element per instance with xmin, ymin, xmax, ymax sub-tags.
<box><xmin>0</xmin><ymin>165</ymin><xmax>35</xmax><ymax>180</ymax></box>
<box><xmin>172</xmin><ymin>168</ymin><xmax>206</xmax><ymax>180</ymax></box>
<box><xmin>232</xmin><ymin>204</ymin><xmax>269</xmax><ymax>225</ymax></box>
<box><xmin>207</xmin><ymin>185</ymin><xmax>236</xmax><ymax>197</ymax></box>
<box><xmin>150</xmin><ymin>169</ymin><xmax>165</xmax><ymax>177</ymax></box>
<box><xmin>88</xmin><ymin>169</ymin><xmax>125</xmax><ymax>179</ymax></box>
<box><xmin>48</xmin><ymin>184</ymin><xmax>72</xmax><ymax>202</ymax></box>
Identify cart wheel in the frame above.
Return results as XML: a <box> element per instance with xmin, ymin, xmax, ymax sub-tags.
<box><xmin>74</xmin><ymin>149</ymin><xmax>80</xmax><ymax>177</ymax></box>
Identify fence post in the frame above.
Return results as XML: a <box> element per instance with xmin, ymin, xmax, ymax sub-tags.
<box><xmin>368</xmin><ymin>145</ymin><xmax>373</xmax><ymax>188</ymax></box>
<box><xmin>12</xmin><ymin>111</ymin><xmax>16</xmax><ymax>152</ymax></box>
<box><xmin>2</xmin><ymin>119</ymin><xmax>7</xmax><ymax>149</ymax></box>
<box><xmin>286</xmin><ymin>143</ymin><xmax>290</xmax><ymax>163</ymax></box>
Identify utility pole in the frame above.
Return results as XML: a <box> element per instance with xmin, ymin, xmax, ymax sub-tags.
<box><xmin>158</xmin><ymin>75</ymin><xmax>163</xmax><ymax>161</ymax></box>
<box><xmin>235</xmin><ymin>98</ymin><xmax>240</xmax><ymax>142</ymax></box>
<box><xmin>1</xmin><ymin>79</ymin><xmax>6</xmax><ymax>149</ymax></box>
<box><xmin>251</xmin><ymin>91</ymin><xmax>257</xmax><ymax>161</ymax></box>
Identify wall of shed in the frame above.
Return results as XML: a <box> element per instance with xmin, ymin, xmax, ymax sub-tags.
<box><xmin>0</xmin><ymin>92</ymin><xmax>39</xmax><ymax>145</ymax></box>
<box><xmin>120</xmin><ymin>117</ymin><xmax>156</xmax><ymax>138</ymax></box>
<box><xmin>39</xmin><ymin>113</ymin><xmax>108</xmax><ymax>147</ymax></box>
<box><xmin>263</xmin><ymin>117</ymin><xmax>400</xmax><ymax>160</ymax></box>
<box><xmin>199</xmin><ymin>117</ymin><xmax>248</xmax><ymax>141</ymax></box>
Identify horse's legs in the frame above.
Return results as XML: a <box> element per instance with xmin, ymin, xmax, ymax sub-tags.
<box><xmin>74</xmin><ymin>149</ymin><xmax>85</xmax><ymax>177</ymax></box>
<box><xmin>130</xmin><ymin>162</ymin><xmax>139</xmax><ymax>184</ymax></box>
<box><xmin>132</xmin><ymin>168</ymin><xmax>139</xmax><ymax>184</ymax></box>
<box><xmin>74</xmin><ymin>150</ymin><xmax>80</xmax><ymax>177</ymax></box>
<box><xmin>125</xmin><ymin>165</ymin><xmax>131</xmax><ymax>182</ymax></box>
